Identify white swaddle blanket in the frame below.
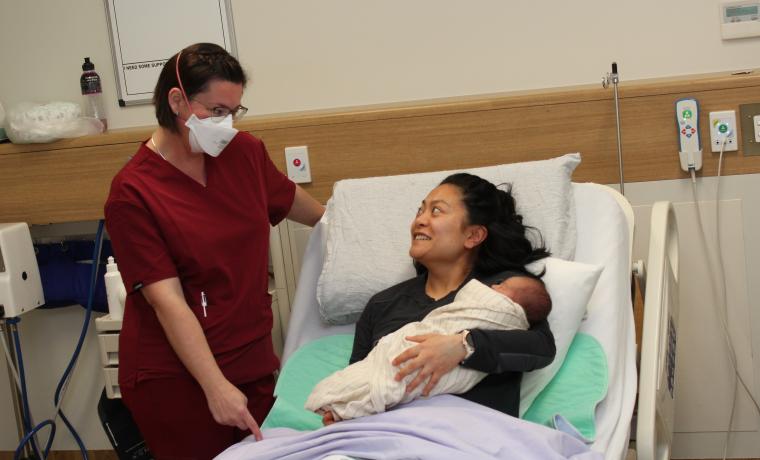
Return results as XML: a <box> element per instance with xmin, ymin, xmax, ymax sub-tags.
<box><xmin>305</xmin><ymin>279</ymin><xmax>529</xmax><ymax>420</ymax></box>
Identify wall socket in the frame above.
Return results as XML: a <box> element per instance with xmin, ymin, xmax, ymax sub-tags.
<box><xmin>739</xmin><ymin>103</ymin><xmax>760</xmax><ymax>156</ymax></box>
<box><xmin>708</xmin><ymin>110</ymin><xmax>738</xmax><ymax>152</ymax></box>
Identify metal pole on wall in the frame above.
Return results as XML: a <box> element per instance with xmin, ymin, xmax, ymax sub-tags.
<box><xmin>603</xmin><ymin>62</ymin><xmax>625</xmax><ymax>196</ymax></box>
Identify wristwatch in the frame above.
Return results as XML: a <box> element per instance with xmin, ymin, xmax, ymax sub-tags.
<box><xmin>460</xmin><ymin>330</ymin><xmax>475</xmax><ymax>363</ymax></box>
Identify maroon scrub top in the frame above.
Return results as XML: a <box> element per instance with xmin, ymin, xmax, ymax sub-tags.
<box><xmin>104</xmin><ymin>133</ymin><xmax>296</xmax><ymax>388</ymax></box>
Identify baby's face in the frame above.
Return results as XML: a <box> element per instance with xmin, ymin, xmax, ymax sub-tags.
<box><xmin>490</xmin><ymin>277</ymin><xmax>534</xmax><ymax>303</ymax></box>
<box><xmin>491</xmin><ymin>282</ymin><xmax>516</xmax><ymax>298</ymax></box>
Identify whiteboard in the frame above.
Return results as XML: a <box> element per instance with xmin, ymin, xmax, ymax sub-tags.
<box><xmin>104</xmin><ymin>0</ymin><xmax>237</xmax><ymax>106</ymax></box>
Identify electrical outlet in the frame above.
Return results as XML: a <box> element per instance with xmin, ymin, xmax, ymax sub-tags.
<box><xmin>708</xmin><ymin>110</ymin><xmax>738</xmax><ymax>152</ymax></box>
<box><xmin>739</xmin><ymin>103</ymin><xmax>760</xmax><ymax>156</ymax></box>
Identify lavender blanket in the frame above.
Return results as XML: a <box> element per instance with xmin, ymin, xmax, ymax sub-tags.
<box><xmin>216</xmin><ymin>395</ymin><xmax>602</xmax><ymax>460</ymax></box>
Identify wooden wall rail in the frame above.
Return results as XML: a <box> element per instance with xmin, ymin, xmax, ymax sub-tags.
<box><xmin>2</xmin><ymin>69</ymin><xmax>760</xmax><ymax>224</ymax></box>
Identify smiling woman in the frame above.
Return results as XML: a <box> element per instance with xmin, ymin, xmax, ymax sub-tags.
<box><xmin>103</xmin><ymin>43</ymin><xmax>324</xmax><ymax>459</ymax></box>
<box><xmin>409</xmin><ymin>183</ymin><xmax>482</xmax><ymax>293</ymax></box>
<box><xmin>347</xmin><ymin>172</ymin><xmax>554</xmax><ymax>419</ymax></box>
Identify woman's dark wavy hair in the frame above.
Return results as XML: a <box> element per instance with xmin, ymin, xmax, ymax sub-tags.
<box><xmin>415</xmin><ymin>172</ymin><xmax>550</xmax><ymax>277</ymax></box>
<box><xmin>153</xmin><ymin>43</ymin><xmax>247</xmax><ymax>133</ymax></box>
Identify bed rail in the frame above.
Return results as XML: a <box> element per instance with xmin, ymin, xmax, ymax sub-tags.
<box><xmin>636</xmin><ymin>201</ymin><xmax>679</xmax><ymax>460</ymax></box>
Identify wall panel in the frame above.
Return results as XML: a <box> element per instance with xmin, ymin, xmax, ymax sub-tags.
<box><xmin>1</xmin><ymin>70</ymin><xmax>759</xmax><ymax>224</ymax></box>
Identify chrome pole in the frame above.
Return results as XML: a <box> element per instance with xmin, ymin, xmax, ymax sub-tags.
<box><xmin>602</xmin><ymin>62</ymin><xmax>625</xmax><ymax>196</ymax></box>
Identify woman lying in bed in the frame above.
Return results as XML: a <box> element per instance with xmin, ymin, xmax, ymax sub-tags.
<box><xmin>321</xmin><ymin>172</ymin><xmax>556</xmax><ymax>424</ymax></box>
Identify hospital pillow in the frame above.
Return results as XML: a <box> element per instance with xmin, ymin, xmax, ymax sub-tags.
<box><xmin>262</xmin><ymin>334</ymin><xmax>354</xmax><ymax>431</ymax></box>
<box><xmin>317</xmin><ymin>153</ymin><xmax>581</xmax><ymax>325</ymax></box>
<box><xmin>522</xmin><ymin>332</ymin><xmax>608</xmax><ymax>442</ymax></box>
<box><xmin>520</xmin><ymin>257</ymin><xmax>603</xmax><ymax>416</ymax></box>
<box><xmin>263</xmin><ymin>328</ymin><xmax>606</xmax><ymax>436</ymax></box>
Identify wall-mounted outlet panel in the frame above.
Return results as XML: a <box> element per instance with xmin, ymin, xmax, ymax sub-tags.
<box><xmin>739</xmin><ymin>103</ymin><xmax>760</xmax><ymax>156</ymax></box>
<box><xmin>285</xmin><ymin>145</ymin><xmax>312</xmax><ymax>183</ymax></box>
<box><xmin>708</xmin><ymin>110</ymin><xmax>738</xmax><ymax>152</ymax></box>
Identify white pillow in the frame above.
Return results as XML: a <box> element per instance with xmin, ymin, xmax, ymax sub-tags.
<box><xmin>317</xmin><ymin>153</ymin><xmax>581</xmax><ymax>325</ymax></box>
<box><xmin>519</xmin><ymin>257</ymin><xmax>603</xmax><ymax>416</ymax></box>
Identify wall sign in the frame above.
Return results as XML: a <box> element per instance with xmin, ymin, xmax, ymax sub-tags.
<box><xmin>104</xmin><ymin>0</ymin><xmax>237</xmax><ymax>106</ymax></box>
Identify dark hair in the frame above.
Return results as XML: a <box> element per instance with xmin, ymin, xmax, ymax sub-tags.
<box><xmin>153</xmin><ymin>43</ymin><xmax>247</xmax><ymax>133</ymax></box>
<box><xmin>415</xmin><ymin>172</ymin><xmax>550</xmax><ymax>277</ymax></box>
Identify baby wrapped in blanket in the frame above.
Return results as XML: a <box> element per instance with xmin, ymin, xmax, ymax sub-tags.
<box><xmin>306</xmin><ymin>276</ymin><xmax>548</xmax><ymax>421</ymax></box>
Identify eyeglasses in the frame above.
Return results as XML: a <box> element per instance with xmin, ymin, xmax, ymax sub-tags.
<box><xmin>191</xmin><ymin>100</ymin><xmax>248</xmax><ymax>122</ymax></box>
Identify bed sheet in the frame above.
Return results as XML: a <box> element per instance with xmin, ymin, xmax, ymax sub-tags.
<box><xmin>280</xmin><ymin>182</ymin><xmax>636</xmax><ymax>460</ymax></box>
<box><xmin>217</xmin><ymin>395</ymin><xmax>602</xmax><ymax>460</ymax></box>
<box><xmin>572</xmin><ymin>183</ymin><xmax>636</xmax><ymax>460</ymax></box>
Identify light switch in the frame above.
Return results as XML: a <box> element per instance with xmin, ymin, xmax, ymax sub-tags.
<box><xmin>284</xmin><ymin>146</ymin><xmax>312</xmax><ymax>183</ymax></box>
<box><xmin>739</xmin><ymin>103</ymin><xmax>760</xmax><ymax>156</ymax></box>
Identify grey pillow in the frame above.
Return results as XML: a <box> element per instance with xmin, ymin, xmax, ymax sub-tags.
<box><xmin>317</xmin><ymin>153</ymin><xmax>581</xmax><ymax>325</ymax></box>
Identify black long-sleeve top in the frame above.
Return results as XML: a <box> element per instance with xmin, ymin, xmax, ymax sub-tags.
<box><xmin>349</xmin><ymin>271</ymin><xmax>556</xmax><ymax>417</ymax></box>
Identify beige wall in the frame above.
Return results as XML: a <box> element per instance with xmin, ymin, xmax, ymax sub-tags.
<box><xmin>1</xmin><ymin>0</ymin><xmax>759</xmax><ymax>130</ymax></box>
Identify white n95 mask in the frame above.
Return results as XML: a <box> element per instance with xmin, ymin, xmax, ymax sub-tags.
<box><xmin>185</xmin><ymin>114</ymin><xmax>238</xmax><ymax>157</ymax></box>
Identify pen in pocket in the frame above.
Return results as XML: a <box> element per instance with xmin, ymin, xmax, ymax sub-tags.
<box><xmin>201</xmin><ymin>291</ymin><xmax>208</xmax><ymax>318</ymax></box>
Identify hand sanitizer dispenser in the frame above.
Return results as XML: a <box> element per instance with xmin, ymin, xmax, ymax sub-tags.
<box><xmin>104</xmin><ymin>256</ymin><xmax>126</xmax><ymax>320</ymax></box>
<box><xmin>0</xmin><ymin>223</ymin><xmax>45</xmax><ymax>318</ymax></box>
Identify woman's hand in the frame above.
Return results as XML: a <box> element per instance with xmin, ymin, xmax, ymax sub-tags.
<box><xmin>205</xmin><ymin>380</ymin><xmax>263</xmax><ymax>441</ymax></box>
<box><xmin>391</xmin><ymin>333</ymin><xmax>467</xmax><ymax>396</ymax></box>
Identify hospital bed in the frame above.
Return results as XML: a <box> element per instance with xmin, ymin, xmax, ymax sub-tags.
<box><xmin>218</xmin><ymin>157</ymin><xmax>679</xmax><ymax>460</ymax></box>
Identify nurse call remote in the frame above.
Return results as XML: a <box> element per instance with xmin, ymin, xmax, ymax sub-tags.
<box><xmin>676</xmin><ymin>98</ymin><xmax>702</xmax><ymax>171</ymax></box>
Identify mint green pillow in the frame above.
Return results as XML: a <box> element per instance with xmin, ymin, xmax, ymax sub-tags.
<box><xmin>522</xmin><ymin>332</ymin><xmax>608</xmax><ymax>441</ymax></box>
<box><xmin>262</xmin><ymin>334</ymin><xmax>354</xmax><ymax>431</ymax></box>
<box><xmin>264</xmin><ymin>331</ymin><xmax>608</xmax><ymax>439</ymax></box>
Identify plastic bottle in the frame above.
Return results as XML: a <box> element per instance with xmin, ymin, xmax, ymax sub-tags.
<box><xmin>104</xmin><ymin>256</ymin><xmax>126</xmax><ymax>320</ymax></box>
<box><xmin>80</xmin><ymin>57</ymin><xmax>107</xmax><ymax>131</ymax></box>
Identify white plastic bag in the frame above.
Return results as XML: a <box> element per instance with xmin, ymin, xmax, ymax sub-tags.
<box><xmin>4</xmin><ymin>102</ymin><xmax>104</xmax><ymax>144</ymax></box>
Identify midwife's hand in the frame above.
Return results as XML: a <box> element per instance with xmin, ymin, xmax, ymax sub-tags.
<box><xmin>391</xmin><ymin>333</ymin><xmax>467</xmax><ymax>396</ymax></box>
<box><xmin>205</xmin><ymin>379</ymin><xmax>263</xmax><ymax>441</ymax></box>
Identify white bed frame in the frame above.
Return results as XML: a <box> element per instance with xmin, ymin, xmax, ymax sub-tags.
<box><xmin>268</xmin><ymin>185</ymin><xmax>679</xmax><ymax>460</ymax></box>
<box><xmin>636</xmin><ymin>202</ymin><xmax>679</xmax><ymax>460</ymax></box>
<box><xmin>603</xmin><ymin>187</ymin><xmax>680</xmax><ymax>459</ymax></box>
